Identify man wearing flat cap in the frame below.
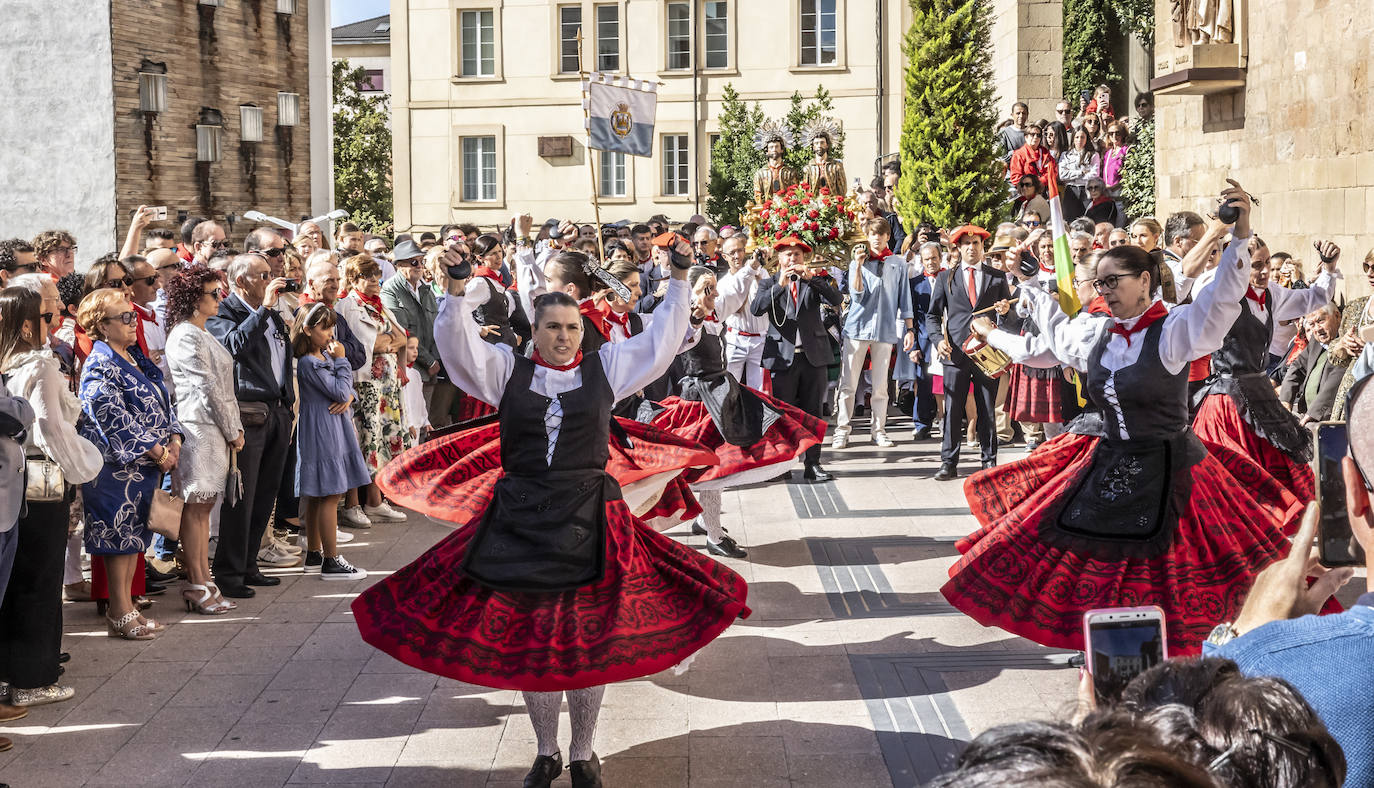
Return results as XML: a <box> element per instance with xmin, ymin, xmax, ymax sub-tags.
<box><xmin>750</xmin><ymin>236</ymin><xmax>842</xmax><ymax>482</ymax></box>
<box><xmin>925</xmin><ymin>225</ymin><xmax>1014</xmax><ymax>479</ymax></box>
<box><xmin>382</xmin><ymin>239</ymin><xmax>446</xmax><ymax>422</ymax></box>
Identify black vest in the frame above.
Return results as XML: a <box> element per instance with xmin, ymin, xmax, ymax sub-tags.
<box><xmin>1211</xmin><ymin>295</ymin><xmax>1273</xmax><ymax>378</ymax></box>
<box><xmin>473</xmin><ymin>277</ymin><xmax>518</xmax><ymax>348</ymax></box>
<box><xmin>1086</xmin><ymin>318</ymin><xmax>1188</xmax><ymax>441</ymax></box>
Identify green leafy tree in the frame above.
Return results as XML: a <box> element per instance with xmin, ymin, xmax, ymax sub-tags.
<box><xmin>1120</xmin><ymin>118</ymin><xmax>1155</xmax><ymax>220</ymax></box>
<box><xmin>895</xmin><ymin>0</ymin><xmax>1008</xmax><ymax>231</ymax></box>
<box><xmin>706</xmin><ymin>84</ymin><xmax>766</xmax><ymax>226</ymax></box>
<box><xmin>782</xmin><ymin>86</ymin><xmax>844</xmax><ymax>176</ymax></box>
<box><xmin>1063</xmin><ymin>0</ymin><xmax>1123</xmax><ymax>100</ymax></box>
<box><xmin>1112</xmin><ymin>0</ymin><xmax>1154</xmax><ymax>48</ymax></box>
<box><xmin>332</xmin><ymin>59</ymin><xmax>393</xmax><ymax>236</ymax></box>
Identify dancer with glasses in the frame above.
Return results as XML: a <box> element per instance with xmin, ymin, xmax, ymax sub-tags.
<box><xmin>944</xmin><ymin>182</ymin><xmax>1313</xmax><ymax>657</ymax></box>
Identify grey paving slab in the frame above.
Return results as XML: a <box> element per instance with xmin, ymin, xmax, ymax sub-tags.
<box><xmin>2</xmin><ymin>428</ymin><xmax>1096</xmax><ymax>786</ymax></box>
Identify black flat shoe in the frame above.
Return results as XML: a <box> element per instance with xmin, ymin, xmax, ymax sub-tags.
<box><xmin>706</xmin><ymin>535</ymin><xmax>748</xmax><ymax>559</ymax></box>
<box><xmin>244</xmin><ymin>572</ymin><xmax>281</xmax><ymax>587</ymax></box>
<box><xmin>58</xmin><ymin>652</ymin><xmax>70</xmax><ymax>664</ymax></box>
<box><xmin>569</xmin><ymin>753</ymin><xmax>602</xmax><ymax>788</ymax></box>
<box><xmin>143</xmin><ymin>581</ymin><xmax>167</xmax><ymax>596</ymax></box>
<box><xmin>914</xmin><ymin>426</ymin><xmax>932</xmax><ymax>440</ymax></box>
<box><xmin>218</xmin><ymin>581</ymin><xmax>256</xmax><ymax>599</ymax></box>
<box><xmin>803</xmin><ymin>464</ymin><xmax>833</xmax><ymax>483</ymax></box>
<box><xmin>933</xmin><ymin>463</ymin><xmax>958</xmax><ymax>481</ymax></box>
<box><xmin>522</xmin><ymin>752</ymin><xmax>563</xmax><ymax>788</ymax></box>
<box><xmin>691</xmin><ymin>520</ymin><xmax>726</xmax><ymax>537</ymax></box>
<box><xmin>146</xmin><ymin>565</ymin><xmax>177</xmax><ymax>584</ymax></box>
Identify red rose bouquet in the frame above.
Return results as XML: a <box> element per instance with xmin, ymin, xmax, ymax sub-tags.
<box><xmin>755</xmin><ymin>183</ymin><xmax>861</xmax><ymax>264</ymax></box>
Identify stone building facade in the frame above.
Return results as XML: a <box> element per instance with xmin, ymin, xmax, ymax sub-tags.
<box><xmin>0</xmin><ymin>0</ymin><xmax>334</xmax><ymax>268</ymax></box>
<box><xmin>1153</xmin><ymin>0</ymin><xmax>1372</xmax><ymax>299</ymax></box>
<box><xmin>989</xmin><ymin>0</ymin><xmax>1063</xmax><ymax>122</ymax></box>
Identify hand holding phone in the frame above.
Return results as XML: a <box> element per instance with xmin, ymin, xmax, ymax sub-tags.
<box><xmin>1083</xmin><ymin>606</ymin><xmax>1166</xmax><ymax>702</ymax></box>
<box><xmin>1315</xmin><ymin>423</ymin><xmax>1365</xmax><ymax>567</ymax></box>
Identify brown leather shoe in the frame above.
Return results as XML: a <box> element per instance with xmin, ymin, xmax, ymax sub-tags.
<box><xmin>0</xmin><ymin>701</ymin><xmax>25</xmax><ymax>722</ymax></box>
<box><xmin>0</xmin><ymin>734</ymin><xmax>11</xmax><ymax>751</ymax></box>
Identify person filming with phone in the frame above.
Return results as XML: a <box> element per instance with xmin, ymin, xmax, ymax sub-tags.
<box><xmin>1203</xmin><ymin>374</ymin><xmax>1374</xmax><ymax>785</ymax></box>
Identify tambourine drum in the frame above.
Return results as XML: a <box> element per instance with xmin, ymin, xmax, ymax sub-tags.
<box><xmin>962</xmin><ymin>334</ymin><xmax>1011</xmax><ymax>379</ymax></box>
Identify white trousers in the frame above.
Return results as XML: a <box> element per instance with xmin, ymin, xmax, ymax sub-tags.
<box><xmin>725</xmin><ymin>333</ymin><xmax>765</xmax><ymax>390</ymax></box>
<box><xmin>835</xmin><ymin>338</ymin><xmax>895</xmax><ymax>436</ymax></box>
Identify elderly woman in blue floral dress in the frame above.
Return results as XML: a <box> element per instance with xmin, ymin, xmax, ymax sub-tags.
<box><xmin>77</xmin><ymin>290</ymin><xmax>183</xmax><ymax>641</ymax></box>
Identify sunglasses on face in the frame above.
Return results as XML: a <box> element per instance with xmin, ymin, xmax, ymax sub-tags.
<box><xmin>102</xmin><ymin>277</ymin><xmax>132</xmax><ymax>289</ymax></box>
<box><xmin>102</xmin><ymin>311</ymin><xmax>138</xmax><ymax>326</ymax></box>
<box><xmin>1020</xmin><ymin>182</ymin><xmax>1036</xmax><ymax>189</ymax></box>
<box><xmin>260</xmin><ymin>247</ymin><xmax>286</xmax><ymax>258</ymax></box>
<box><xmin>135</xmin><ymin>275</ymin><xmax>158</xmax><ymax>287</ymax></box>
<box><xmin>202</xmin><ymin>289</ymin><xmax>222</xmax><ymax>299</ymax></box>
<box><xmin>203</xmin><ymin>240</ymin><xmax>229</xmax><ymax>249</ymax></box>
<box><xmin>401</xmin><ymin>258</ymin><xmax>423</xmax><ymax>267</ymax></box>
<box><xmin>1025</xmin><ymin>220</ymin><xmax>1042</xmax><ymax>227</ymax></box>
<box><xmin>1363</xmin><ymin>261</ymin><xmax>1373</xmax><ymax>273</ymax></box>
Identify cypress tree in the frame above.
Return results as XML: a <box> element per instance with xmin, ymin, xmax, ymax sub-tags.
<box><xmin>895</xmin><ymin>0</ymin><xmax>1008</xmax><ymax>231</ymax></box>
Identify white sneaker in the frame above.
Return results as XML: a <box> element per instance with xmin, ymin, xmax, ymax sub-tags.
<box><xmin>340</xmin><ymin>506</ymin><xmax>373</xmax><ymax>529</ymax></box>
<box><xmin>831</xmin><ymin>433</ymin><xmax>850</xmax><ymax>450</ymax></box>
<box><xmin>271</xmin><ymin>530</ymin><xmax>303</xmax><ymax>555</ymax></box>
<box><xmin>336</xmin><ymin>529</ymin><xmax>355</xmax><ymax>544</ymax></box>
<box><xmin>873</xmin><ymin>433</ymin><xmax>895</xmax><ymax>448</ymax></box>
<box><xmin>364</xmin><ymin>501</ymin><xmax>408</xmax><ymax>523</ymax></box>
<box><xmin>257</xmin><ymin>541</ymin><xmax>303</xmax><ymax>568</ymax></box>
<box><xmin>320</xmin><ymin>555</ymin><xmax>367</xmax><ymax>581</ymax></box>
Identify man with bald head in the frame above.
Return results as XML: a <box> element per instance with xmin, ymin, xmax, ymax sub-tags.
<box><xmin>301</xmin><ymin>259</ymin><xmax>365</xmax><ymax>371</ymax></box>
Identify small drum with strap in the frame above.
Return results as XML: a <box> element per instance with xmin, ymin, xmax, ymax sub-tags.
<box><xmin>962</xmin><ymin>334</ymin><xmax>1012</xmax><ymax>379</ymax></box>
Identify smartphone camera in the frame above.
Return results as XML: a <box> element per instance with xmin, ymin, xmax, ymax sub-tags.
<box><xmin>1084</xmin><ymin>607</ymin><xmax>1167</xmax><ymax>702</ymax></box>
<box><xmin>281</xmin><ymin>279</ymin><xmax>301</xmax><ymax>293</ymax></box>
<box><xmin>1315</xmin><ymin>422</ymin><xmax>1365</xmax><ymax>567</ymax></box>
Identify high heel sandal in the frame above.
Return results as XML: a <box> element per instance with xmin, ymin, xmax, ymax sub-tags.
<box><xmin>107</xmin><ymin>610</ymin><xmax>158</xmax><ymax>640</ymax></box>
<box><xmin>182</xmin><ymin>583</ymin><xmax>234</xmax><ymax>615</ymax></box>
<box><xmin>206</xmin><ymin>582</ymin><xmax>237</xmax><ymax>612</ymax></box>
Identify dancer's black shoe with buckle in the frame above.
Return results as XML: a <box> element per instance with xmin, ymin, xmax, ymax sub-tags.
<box><xmin>522</xmin><ymin>753</ymin><xmax>563</xmax><ymax>788</ymax></box>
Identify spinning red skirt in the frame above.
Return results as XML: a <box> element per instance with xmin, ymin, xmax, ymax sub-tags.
<box><xmin>1005</xmin><ymin>365</ymin><xmax>1065</xmax><ymax>424</ymax></box>
<box><xmin>353</xmin><ymin>420</ymin><xmax>748</xmax><ymax>691</ymax></box>
<box><xmin>942</xmin><ymin>431</ymin><xmax>1308</xmax><ymax>657</ymax></box>
<box><xmin>649</xmin><ymin>392</ymin><xmax>827</xmax><ymax>488</ymax></box>
<box><xmin>1192</xmin><ymin>393</ymin><xmax>1315</xmax><ymax>502</ymax></box>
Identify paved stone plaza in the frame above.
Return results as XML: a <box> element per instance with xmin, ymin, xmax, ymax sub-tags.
<box><xmin>1</xmin><ymin>425</ymin><xmax>1082</xmax><ymax>787</ymax></box>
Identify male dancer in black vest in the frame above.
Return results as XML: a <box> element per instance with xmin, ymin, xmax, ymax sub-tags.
<box><xmin>750</xmin><ymin>236</ymin><xmax>841</xmax><ymax>482</ymax></box>
<box><xmin>926</xmin><ymin>225</ymin><xmax>1013</xmax><ymax>480</ymax></box>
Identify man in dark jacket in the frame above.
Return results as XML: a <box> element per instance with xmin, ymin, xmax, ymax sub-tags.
<box><xmin>750</xmin><ymin>237</ymin><xmax>842</xmax><ymax>482</ymax></box>
<box><xmin>1281</xmin><ymin>304</ymin><xmax>1347</xmax><ymax>423</ymax></box>
<box><xmin>206</xmin><ymin>253</ymin><xmax>295</xmax><ymax>598</ymax></box>
<box><xmin>381</xmin><ymin>240</ymin><xmax>454</xmax><ymax>426</ymax></box>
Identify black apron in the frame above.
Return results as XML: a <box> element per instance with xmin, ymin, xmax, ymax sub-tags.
<box><xmin>674</xmin><ymin>324</ymin><xmax>780</xmax><ymax>446</ymax></box>
<box><xmin>461</xmin><ymin>353</ymin><xmax>621</xmax><ymax>592</ymax></box>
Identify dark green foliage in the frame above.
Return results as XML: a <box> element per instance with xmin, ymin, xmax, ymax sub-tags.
<box><xmin>706</xmin><ymin>84</ymin><xmax>766</xmax><ymax>226</ymax></box>
<box><xmin>1120</xmin><ymin>118</ymin><xmax>1155</xmax><ymax>220</ymax></box>
<box><xmin>333</xmin><ymin>59</ymin><xmax>393</xmax><ymax>236</ymax></box>
<box><xmin>1063</xmin><ymin>0</ymin><xmax>1123</xmax><ymax>102</ymax></box>
<box><xmin>1112</xmin><ymin>0</ymin><xmax>1155</xmax><ymax>49</ymax></box>
<box><xmin>895</xmin><ymin>0</ymin><xmax>1008</xmax><ymax>230</ymax></box>
<box><xmin>782</xmin><ymin>86</ymin><xmax>843</xmax><ymax>175</ymax></box>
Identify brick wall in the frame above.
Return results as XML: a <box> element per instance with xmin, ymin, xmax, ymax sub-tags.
<box><xmin>1154</xmin><ymin>0</ymin><xmax>1371</xmax><ymax>299</ymax></box>
<box><xmin>111</xmin><ymin>0</ymin><xmax>312</xmax><ymax>249</ymax></box>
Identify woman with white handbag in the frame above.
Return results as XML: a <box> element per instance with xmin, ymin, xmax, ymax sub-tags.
<box><xmin>0</xmin><ymin>280</ymin><xmax>101</xmax><ymax>709</ymax></box>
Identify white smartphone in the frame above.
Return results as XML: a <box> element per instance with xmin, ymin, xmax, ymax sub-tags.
<box><xmin>151</xmin><ymin>206</ymin><xmax>168</xmax><ymax>221</ymax></box>
<box><xmin>1083</xmin><ymin>606</ymin><xmax>1167</xmax><ymax>700</ymax></box>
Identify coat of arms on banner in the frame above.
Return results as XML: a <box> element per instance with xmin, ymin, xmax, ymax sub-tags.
<box><xmin>611</xmin><ymin>103</ymin><xmax>633</xmax><ymax>138</ymax></box>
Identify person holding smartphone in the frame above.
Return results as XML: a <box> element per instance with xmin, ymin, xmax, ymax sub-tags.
<box><xmin>946</xmin><ymin>180</ymin><xmax>1309</xmax><ymax>657</ymax></box>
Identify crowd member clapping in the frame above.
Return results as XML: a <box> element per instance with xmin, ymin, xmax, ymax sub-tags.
<box><xmin>77</xmin><ymin>289</ymin><xmax>182</xmax><ymax>640</ymax></box>
<box><xmin>291</xmin><ymin>304</ymin><xmax>370</xmax><ymax>580</ymax></box>
<box><xmin>0</xmin><ymin>282</ymin><xmax>99</xmax><ymax>710</ymax></box>
<box><xmin>164</xmin><ymin>266</ymin><xmax>245</xmax><ymax>615</ymax></box>
<box><xmin>336</xmin><ymin>253</ymin><xmax>410</xmax><ymax>526</ymax></box>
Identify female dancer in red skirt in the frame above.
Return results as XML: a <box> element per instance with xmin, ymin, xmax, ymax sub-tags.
<box><xmin>945</xmin><ymin>183</ymin><xmax>1307</xmax><ymax>657</ymax></box>
<box><xmin>648</xmin><ymin>266</ymin><xmax>827</xmax><ymax>558</ymax></box>
<box><xmin>1189</xmin><ymin>238</ymin><xmax>1342</xmax><ymax>501</ymax></box>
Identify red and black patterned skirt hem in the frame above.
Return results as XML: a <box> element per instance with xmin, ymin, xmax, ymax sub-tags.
<box><xmin>352</xmin><ymin>497</ymin><xmax>750</xmax><ymax>691</ymax></box>
<box><xmin>650</xmin><ymin>393</ymin><xmax>827</xmax><ymax>485</ymax></box>
<box><xmin>1192</xmin><ymin>393</ymin><xmax>1316</xmax><ymax>503</ymax></box>
<box><xmin>1005</xmin><ymin>365</ymin><xmax>1064</xmax><ymax>424</ymax></box>
<box><xmin>639</xmin><ymin>475</ymin><xmax>703</xmax><ymax>524</ymax></box>
<box><xmin>454</xmin><ymin>395</ymin><xmax>497</xmax><ymax>423</ymax></box>
<box><xmin>376</xmin><ymin>418</ymin><xmax>719</xmax><ymax>524</ymax></box>
<box><xmin>944</xmin><ymin>431</ymin><xmax>1310</xmax><ymax>656</ymax></box>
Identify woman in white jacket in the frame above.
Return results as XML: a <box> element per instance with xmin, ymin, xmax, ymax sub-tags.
<box><xmin>0</xmin><ymin>278</ymin><xmax>101</xmax><ymax>709</ymax></box>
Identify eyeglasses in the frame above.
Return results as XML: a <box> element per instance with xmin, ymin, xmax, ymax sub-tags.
<box><xmin>202</xmin><ymin>240</ymin><xmax>230</xmax><ymax>250</ymax></box>
<box><xmin>1056</xmin><ymin>107</ymin><xmax>1071</xmax><ymax>114</ymax></box>
<box><xmin>1092</xmin><ymin>271</ymin><xmax>1144</xmax><ymax>291</ymax></box>
<box><xmin>1024</xmin><ymin>220</ymin><xmax>1042</xmax><ymax>227</ymax></box>
<box><xmin>401</xmin><ymin>258</ymin><xmax>423</xmax><ymax>267</ymax></box>
<box><xmin>202</xmin><ymin>289</ymin><xmax>222</xmax><ymax>299</ymax></box>
<box><xmin>54</xmin><ymin>246</ymin><xmax>77</xmax><ymax>255</ymax></box>
<box><xmin>260</xmin><ymin>247</ymin><xmax>286</xmax><ymax>258</ymax></box>
<box><xmin>101</xmin><ymin>311</ymin><xmax>138</xmax><ymax>326</ymax></box>
<box><xmin>102</xmin><ymin>277</ymin><xmax>132</xmax><ymax>289</ymax></box>
<box><xmin>135</xmin><ymin>275</ymin><xmax>158</xmax><ymax>287</ymax></box>
<box><xmin>39</xmin><ymin>312</ymin><xmax>54</xmax><ymax>323</ymax></box>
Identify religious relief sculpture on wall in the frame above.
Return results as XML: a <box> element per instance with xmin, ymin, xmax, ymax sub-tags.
<box><xmin>1171</xmin><ymin>0</ymin><xmax>1234</xmax><ymax>46</ymax></box>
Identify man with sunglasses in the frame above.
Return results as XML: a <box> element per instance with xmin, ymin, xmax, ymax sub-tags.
<box><xmin>0</xmin><ymin>239</ymin><xmax>39</xmax><ymax>287</ymax></box>
<box><xmin>190</xmin><ymin>221</ymin><xmax>227</xmax><ymax>266</ymax></box>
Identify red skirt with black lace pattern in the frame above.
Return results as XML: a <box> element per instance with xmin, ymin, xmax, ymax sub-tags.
<box><xmin>649</xmin><ymin>392</ymin><xmax>827</xmax><ymax>486</ymax></box>
<box><xmin>942</xmin><ymin>430</ymin><xmax>1312</xmax><ymax>657</ymax></box>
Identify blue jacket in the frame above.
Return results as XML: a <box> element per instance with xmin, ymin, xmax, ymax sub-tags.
<box><xmin>1209</xmin><ymin>594</ymin><xmax>1374</xmax><ymax>786</ymax></box>
<box><xmin>207</xmin><ymin>294</ymin><xmax>294</xmax><ymax>405</ymax></box>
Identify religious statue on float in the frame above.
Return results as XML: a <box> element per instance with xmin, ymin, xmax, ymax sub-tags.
<box><xmin>1171</xmin><ymin>0</ymin><xmax>1234</xmax><ymax>46</ymax></box>
<box><xmin>751</xmin><ymin>119</ymin><xmax>801</xmax><ymax>204</ymax></box>
<box><xmin>800</xmin><ymin>117</ymin><xmax>846</xmax><ymax>193</ymax></box>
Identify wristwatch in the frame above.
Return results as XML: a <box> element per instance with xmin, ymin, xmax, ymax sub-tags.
<box><xmin>1206</xmin><ymin>621</ymin><xmax>1239</xmax><ymax>647</ymax></box>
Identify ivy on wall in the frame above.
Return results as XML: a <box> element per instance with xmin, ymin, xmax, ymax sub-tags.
<box><xmin>1062</xmin><ymin>0</ymin><xmax>1122</xmax><ymax>101</ymax></box>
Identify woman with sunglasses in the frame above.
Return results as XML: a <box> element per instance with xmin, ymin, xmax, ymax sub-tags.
<box><xmin>1330</xmin><ymin>248</ymin><xmax>1374</xmax><ymax>419</ymax></box>
<box><xmin>163</xmin><ymin>266</ymin><xmax>245</xmax><ymax>614</ymax></box>
<box><xmin>75</xmin><ymin>289</ymin><xmax>183</xmax><ymax>640</ymax></box>
<box><xmin>0</xmin><ymin>283</ymin><xmax>100</xmax><ymax>709</ymax></box>
<box><xmin>947</xmin><ymin>183</ymin><xmax>1314</xmax><ymax>657</ymax></box>
<box><xmin>1014</xmin><ymin>174</ymin><xmax>1051</xmax><ymax>229</ymax></box>
<box><xmin>1102</xmin><ymin>122</ymin><xmax>1132</xmax><ymax>200</ymax></box>
<box><xmin>1057</xmin><ymin>127</ymin><xmax>1101</xmax><ymax>215</ymax></box>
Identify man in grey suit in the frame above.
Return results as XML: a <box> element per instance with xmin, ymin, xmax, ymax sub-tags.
<box><xmin>1281</xmin><ymin>304</ymin><xmax>1347</xmax><ymax>423</ymax></box>
<box><xmin>381</xmin><ymin>240</ymin><xmax>454</xmax><ymax>427</ymax></box>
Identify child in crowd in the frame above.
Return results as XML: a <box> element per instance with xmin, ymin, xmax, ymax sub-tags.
<box><xmin>292</xmin><ymin>303</ymin><xmax>372</xmax><ymax>581</ymax></box>
<box><xmin>402</xmin><ymin>336</ymin><xmax>430</xmax><ymax>443</ymax></box>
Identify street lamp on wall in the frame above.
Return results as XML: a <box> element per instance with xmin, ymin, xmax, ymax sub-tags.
<box><xmin>240</xmin><ymin>104</ymin><xmax>263</xmax><ymax>203</ymax></box>
<box><xmin>195</xmin><ymin>107</ymin><xmax>223</xmax><ymax>213</ymax></box>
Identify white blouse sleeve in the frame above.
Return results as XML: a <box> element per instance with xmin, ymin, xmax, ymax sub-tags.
<box><xmin>514</xmin><ymin>246</ymin><xmax>554</xmax><ymax>323</ymax></box>
<box><xmin>1268</xmin><ymin>268</ymin><xmax>1341</xmax><ymax>322</ymax></box>
<box><xmin>18</xmin><ymin>357</ymin><xmax>102</xmax><ymax>484</ymax></box>
<box><xmin>714</xmin><ymin>266</ymin><xmax>751</xmax><ymax>318</ymax></box>
<box><xmin>1158</xmin><ymin>234</ymin><xmax>1250</xmax><ymax>372</ymax></box>
<box><xmin>600</xmin><ymin>277</ymin><xmax>691</xmax><ymax>402</ymax></box>
<box><xmin>434</xmin><ymin>287</ymin><xmax>515</xmax><ymax>408</ymax></box>
<box><xmin>1003</xmin><ymin>281</ymin><xmax>1108</xmax><ymax>372</ymax></box>
<box><xmin>987</xmin><ymin>328</ymin><xmax>1064</xmax><ymax>368</ymax></box>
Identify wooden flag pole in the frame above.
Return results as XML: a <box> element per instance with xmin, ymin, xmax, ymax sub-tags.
<box><xmin>577</xmin><ymin>30</ymin><xmax>609</xmax><ymax>266</ymax></box>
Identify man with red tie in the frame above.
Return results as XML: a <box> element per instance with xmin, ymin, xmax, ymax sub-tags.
<box><xmin>750</xmin><ymin>236</ymin><xmax>842</xmax><ymax>483</ymax></box>
<box><xmin>925</xmin><ymin>225</ymin><xmax>1014</xmax><ymax>479</ymax></box>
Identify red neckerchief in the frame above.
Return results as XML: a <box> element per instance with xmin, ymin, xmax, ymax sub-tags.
<box><xmin>867</xmin><ymin>248</ymin><xmax>891</xmax><ymax>262</ymax></box>
<box><xmin>1091</xmin><ymin>195</ymin><xmax>1113</xmax><ymax>207</ymax></box>
<box><xmin>73</xmin><ymin>322</ymin><xmax>93</xmax><ymax>363</ymax></box>
<box><xmin>1085</xmin><ymin>295</ymin><xmax>1112</xmax><ymax>315</ymax></box>
<box><xmin>579</xmin><ymin>299</ymin><xmax>610</xmax><ymax>340</ymax></box>
<box><xmin>1285</xmin><ymin>330</ymin><xmax>1308</xmax><ymax>365</ymax></box>
<box><xmin>532</xmin><ymin>349</ymin><xmax>582</xmax><ymax>370</ymax></box>
<box><xmin>131</xmin><ymin>302</ymin><xmax>155</xmax><ymax>357</ymax></box>
<box><xmin>604</xmin><ymin>307</ymin><xmax>630</xmax><ymax>328</ymax></box>
<box><xmin>1245</xmin><ymin>287</ymin><xmax>1267</xmax><ymax>307</ymax></box>
<box><xmin>297</xmin><ymin>291</ymin><xmax>319</xmax><ymax>306</ymax></box>
<box><xmin>1106</xmin><ymin>300</ymin><xmax>1168</xmax><ymax>346</ymax></box>
<box><xmin>350</xmin><ymin>289</ymin><xmax>386</xmax><ymax>315</ymax></box>
<box><xmin>472</xmin><ymin>265</ymin><xmax>505</xmax><ymax>286</ymax></box>
<box><xmin>176</xmin><ymin>243</ymin><xmax>194</xmax><ymax>264</ymax></box>
<box><xmin>702</xmin><ymin>313</ymin><xmax>719</xmax><ymax>322</ymax></box>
